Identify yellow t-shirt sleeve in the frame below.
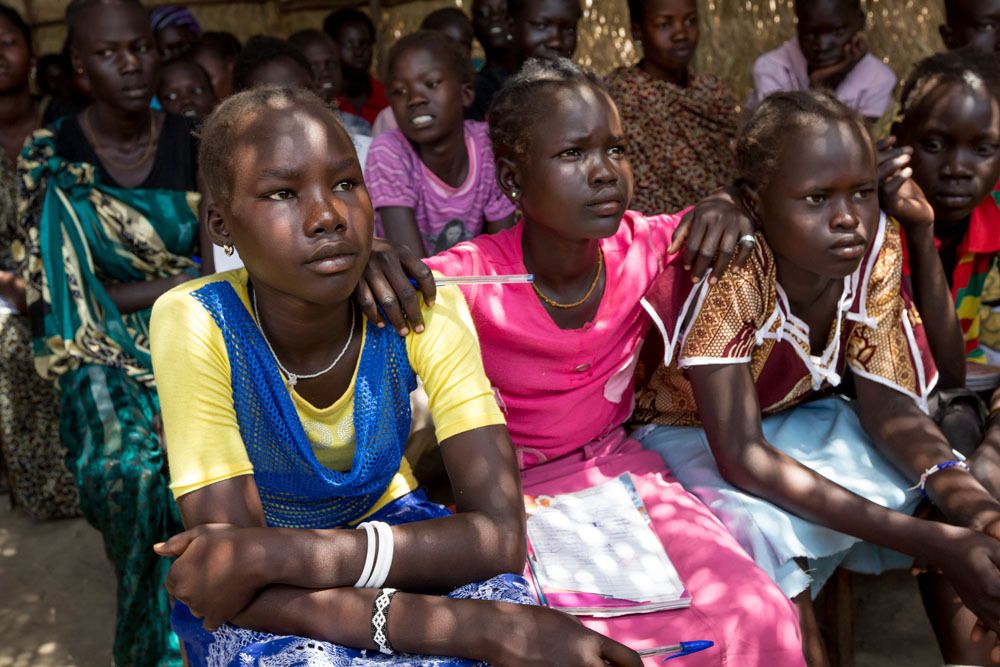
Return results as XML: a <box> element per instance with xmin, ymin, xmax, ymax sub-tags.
<box><xmin>406</xmin><ymin>281</ymin><xmax>506</xmax><ymax>443</ymax></box>
<box><xmin>151</xmin><ymin>276</ymin><xmax>254</xmax><ymax>498</ymax></box>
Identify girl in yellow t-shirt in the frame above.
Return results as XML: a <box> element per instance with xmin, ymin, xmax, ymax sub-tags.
<box><xmin>149</xmin><ymin>86</ymin><xmax>640</xmax><ymax>667</ymax></box>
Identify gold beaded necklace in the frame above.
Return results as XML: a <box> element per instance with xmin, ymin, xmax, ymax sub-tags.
<box><xmin>532</xmin><ymin>249</ymin><xmax>604</xmax><ymax>309</ymax></box>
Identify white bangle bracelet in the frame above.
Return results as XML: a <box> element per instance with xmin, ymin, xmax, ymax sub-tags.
<box><xmin>368</xmin><ymin>522</ymin><xmax>394</xmax><ymax>589</ymax></box>
<box><xmin>354</xmin><ymin>522</ymin><xmax>377</xmax><ymax>588</ymax></box>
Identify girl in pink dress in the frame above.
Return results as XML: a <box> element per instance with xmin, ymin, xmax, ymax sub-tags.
<box><xmin>425</xmin><ymin>57</ymin><xmax>806</xmax><ymax>667</ymax></box>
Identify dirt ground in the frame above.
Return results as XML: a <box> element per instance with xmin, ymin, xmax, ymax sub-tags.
<box><xmin>0</xmin><ymin>495</ymin><xmax>941</xmax><ymax>667</ymax></box>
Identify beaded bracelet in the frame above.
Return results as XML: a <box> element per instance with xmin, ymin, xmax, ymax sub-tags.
<box><xmin>371</xmin><ymin>588</ymin><xmax>398</xmax><ymax>655</ymax></box>
<box><xmin>910</xmin><ymin>460</ymin><xmax>971</xmax><ymax>497</ymax></box>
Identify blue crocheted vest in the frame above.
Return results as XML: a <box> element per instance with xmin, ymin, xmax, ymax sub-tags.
<box><xmin>192</xmin><ymin>281</ymin><xmax>416</xmax><ymax>529</ymax></box>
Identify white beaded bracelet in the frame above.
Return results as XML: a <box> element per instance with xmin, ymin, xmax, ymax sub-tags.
<box><xmin>910</xmin><ymin>460</ymin><xmax>971</xmax><ymax>497</ymax></box>
<box><xmin>371</xmin><ymin>587</ymin><xmax>398</xmax><ymax>655</ymax></box>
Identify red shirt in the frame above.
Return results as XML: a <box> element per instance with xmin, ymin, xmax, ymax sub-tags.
<box><xmin>337</xmin><ymin>75</ymin><xmax>389</xmax><ymax>126</ymax></box>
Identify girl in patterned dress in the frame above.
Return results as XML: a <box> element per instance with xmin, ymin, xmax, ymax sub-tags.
<box><xmin>636</xmin><ymin>90</ymin><xmax>1000</xmax><ymax>665</ymax></box>
<box><xmin>606</xmin><ymin>0</ymin><xmax>738</xmax><ymax>215</ymax></box>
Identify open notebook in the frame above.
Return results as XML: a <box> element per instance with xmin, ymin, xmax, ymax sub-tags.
<box><xmin>524</xmin><ymin>474</ymin><xmax>691</xmax><ymax>617</ymax></box>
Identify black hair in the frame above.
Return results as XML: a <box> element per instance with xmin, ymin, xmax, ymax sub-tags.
<box><xmin>0</xmin><ymin>3</ymin><xmax>31</xmax><ymax>54</ymax></box>
<box><xmin>323</xmin><ymin>8</ymin><xmax>376</xmax><ymax>41</ymax></box>
<box><xmin>66</xmin><ymin>0</ymin><xmax>146</xmax><ymax>47</ymax></box>
<box><xmin>793</xmin><ymin>0</ymin><xmax>864</xmax><ymax>19</ymax></box>
<box><xmin>157</xmin><ymin>55</ymin><xmax>212</xmax><ymax>88</ymax></box>
<box><xmin>507</xmin><ymin>0</ymin><xmax>528</xmax><ymax>18</ymax></box>
<box><xmin>736</xmin><ymin>90</ymin><xmax>872</xmax><ymax>191</ymax></box>
<box><xmin>231</xmin><ymin>35</ymin><xmax>314</xmax><ymax>93</ymax></box>
<box><xmin>899</xmin><ymin>45</ymin><xmax>1000</xmax><ymax>122</ymax></box>
<box><xmin>421</xmin><ymin>7</ymin><xmax>473</xmax><ymax>33</ymax></box>
<box><xmin>387</xmin><ymin>30</ymin><xmax>474</xmax><ymax>84</ymax></box>
<box><xmin>488</xmin><ymin>57</ymin><xmax>607</xmax><ymax>163</ymax></box>
<box><xmin>626</xmin><ymin>0</ymin><xmax>644</xmax><ymax>24</ymax></box>
<box><xmin>943</xmin><ymin>0</ymin><xmax>983</xmax><ymax>26</ymax></box>
<box><xmin>193</xmin><ymin>31</ymin><xmax>242</xmax><ymax>61</ymax></box>
<box><xmin>36</xmin><ymin>52</ymin><xmax>69</xmax><ymax>95</ymax></box>
<box><xmin>199</xmin><ymin>86</ymin><xmax>344</xmax><ymax>208</ymax></box>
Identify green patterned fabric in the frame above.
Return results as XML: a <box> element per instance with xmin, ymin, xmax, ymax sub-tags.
<box><xmin>58</xmin><ymin>365</ymin><xmax>183</xmax><ymax>666</ymax></box>
<box><xmin>14</xmin><ymin>124</ymin><xmax>198</xmax><ymax>385</ymax></box>
<box><xmin>14</xmin><ymin>122</ymin><xmax>197</xmax><ymax>666</ymax></box>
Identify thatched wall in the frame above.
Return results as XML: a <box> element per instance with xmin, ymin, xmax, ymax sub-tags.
<box><xmin>18</xmin><ymin>0</ymin><xmax>946</xmax><ymax>103</ymax></box>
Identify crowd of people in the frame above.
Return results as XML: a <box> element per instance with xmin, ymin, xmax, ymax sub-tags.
<box><xmin>0</xmin><ymin>0</ymin><xmax>998</xmax><ymax>665</ymax></box>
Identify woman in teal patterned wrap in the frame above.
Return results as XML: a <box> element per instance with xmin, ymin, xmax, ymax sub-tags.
<box><xmin>14</xmin><ymin>1</ymin><xmax>200</xmax><ymax>664</ymax></box>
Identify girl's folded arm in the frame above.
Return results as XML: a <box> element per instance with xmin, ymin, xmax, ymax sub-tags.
<box><xmin>167</xmin><ymin>427</ymin><xmax>524</xmax><ymax>605</ymax></box>
<box><xmin>855</xmin><ymin>375</ymin><xmax>1000</xmax><ymax>530</ymax></box>
<box><xmin>689</xmin><ymin>363</ymin><xmax>979</xmax><ymax>559</ymax></box>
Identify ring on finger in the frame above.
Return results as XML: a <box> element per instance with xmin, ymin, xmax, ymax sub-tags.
<box><xmin>738</xmin><ymin>234</ymin><xmax>757</xmax><ymax>246</ymax></box>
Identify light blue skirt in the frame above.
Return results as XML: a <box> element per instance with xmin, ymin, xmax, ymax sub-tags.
<box><xmin>637</xmin><ymin>396</ymin><xmax>920</xmax><ymax>598</ymax></box>
<box><xmin>173</xmin><ymin>491</ymin><xmax>535</xmax><ymax>666</ymax></box>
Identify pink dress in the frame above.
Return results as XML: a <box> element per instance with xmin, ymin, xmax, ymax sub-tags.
<box><xmin>425</xmin><ymin>213</ymin><xmax>805</xmax><ymax>666</ymax></box>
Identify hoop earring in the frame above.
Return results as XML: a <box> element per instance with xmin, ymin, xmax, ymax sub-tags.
<box><xmin>223</xmin><ymin>242</ymin><xmax>235</xmax><ymax>256</ymax></box>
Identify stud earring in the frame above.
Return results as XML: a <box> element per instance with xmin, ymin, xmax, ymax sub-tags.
<box><xmin>223</xmin><ymin>242</ymin><xmax>235</xmax><ymax>256</ymax></box>
<box><xmin>510</xmin><ymin>189</ymin><xmax>519</xmax><ymax>200</ymax></box>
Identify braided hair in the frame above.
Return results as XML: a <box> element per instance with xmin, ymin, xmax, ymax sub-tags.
<box><xmin>736</xmin><ymin>89</ymin><xmax>872</xmax><ymax>191</ymax></box>
<box><xmin>898</xmin><ymin>46</ymin><xmax>1000</xmax><ymax>125</ymax></box>
<box><xmin>488</xmin><ymin>57</ymin><xmax>607</xmax><ymax>163</ymax></box>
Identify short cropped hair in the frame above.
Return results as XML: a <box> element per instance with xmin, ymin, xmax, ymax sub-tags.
<box><xmin>66</xmin><ymin>0</ymin><xmax>145</xmax><ymax>47</ymax></box>
<box><xmin>231</xmin><ymin>35</ymin><xmax>313</xmax><ymax>93</ymax></box>
<box><xmin>198</xmin><ymin>86</ymin><xmax>345</xmax><ymax>208</ymax></box>
<box><xmin>386</xmin><ymin>30</ymin><xmax>474</xmax><ymax>84</ymax></box>
<box><xmin>323</xmin><ymin>8</ymin><xmax>376</xmax><ymax>41</ymax></box>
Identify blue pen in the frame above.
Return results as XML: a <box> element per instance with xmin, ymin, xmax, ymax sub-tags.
<box><xmin>636</xmin><ymin>640</ymin><xmax>714</xmax><ymax>661</ymax></box>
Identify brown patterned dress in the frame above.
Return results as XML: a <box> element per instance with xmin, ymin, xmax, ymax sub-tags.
<box><xmin>634</xmin><ymin>215</ymin><xmax>938</xmax><ymax>426</ymax></box>
<box><xmin>0</xmin><ymin>152</ymin><xmax>78</xmax><ymax>519</ymax></box>
<box><xmin>605</xmin><ymin>65</ymin><xmax>738</xmax><ymax>215</ymax></box>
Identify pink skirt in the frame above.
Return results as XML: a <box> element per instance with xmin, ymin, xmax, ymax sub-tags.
<box><xmin>520</xmin><ymin>429</ymin><xmax>806</xmax><ymax>667</ymax></box>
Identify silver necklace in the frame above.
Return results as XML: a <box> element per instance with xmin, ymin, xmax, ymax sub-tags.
<box><xmin>251</xmin><ymin>288</ymin><xmax>356</xmax><ymax>388</ymax></box>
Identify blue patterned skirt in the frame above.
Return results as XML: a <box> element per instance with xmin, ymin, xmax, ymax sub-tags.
<box><xmin>172</xmin><ymin>491</ymin><xmax>535</xmax><ymax>666</ymax></box>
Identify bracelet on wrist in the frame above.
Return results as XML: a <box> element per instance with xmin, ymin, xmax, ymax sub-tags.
<box><xmin>910</xmin><ymin>460</ymin><xmax>971</xmax><ymax>498</ymax></box>
<box><xmin>371</xmin><ymin>587</ymin><xmax>398</xmax><ymax>655</ymax></box>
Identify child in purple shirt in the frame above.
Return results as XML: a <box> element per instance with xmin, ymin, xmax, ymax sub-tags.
<box><xmin>748</xmin><ymin>0</ymin><xmax>896</xmax><ymax>122</ymax></box>
<box><xmin>366</xmin><ymin>31</ymin><xmax>515</xmax><ymax>257</ymax></box>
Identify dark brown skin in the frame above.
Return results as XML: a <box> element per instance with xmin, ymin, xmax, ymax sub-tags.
<box><xmin>510</xmin><ymin>0</ymin><xmax>582</xmax><ymax>62</ymax></box>
<box><xmin>633</xmin><ymin>0</ymin><xmax>699</xmax><ymax>87</ymax></box>
<box><xmin>155</xmin><ymin>99</ymin><xmax>638</xmax><ymax>666</ymax></box>
<box><xmin>878</xmin><ymin>136</ymin><xmax>966</xmax><ymax>391</ymax></box>
<box><xmin>896</xmin><ymin>81</ymin><xmax>1000</xmax><ymax>453</ymax></box>
<box><xmin>333</xmin><ymin>20</ymin><xmax>375</xmax><ymax>114</ymax></box>
<box><xmin>940</xmin><ymin>0</ymin><xmax>1000</xmax><ymax>52</ymax></box>
<box><xmin>796</xmin><ymin>0</ymin><xmax>873</xmax><ymax>120</ymax></box>
<box><xmin>0</xmin><ymin>13</ymin><xmax>37</xmax><ymax>313</ymax></box>
<box><xmin>471</xmin><ymin>0</ymin><xmax>519</xmax><ymax>71</ymax></box>
<box><xmin>380</xmin><ymin>45</ymin><xmax>514</xmax><ymax>258</ymax></box>
<box><xmin>697</xmin><ymin>119</ymin><xmax>1000</xmax><ymax>661</ymax></box>
<box><xmin>497</xmin><ymin>83</ymin><xmax>754</xmax><ymax>328</ymax></box>
<box><xmin>68</xmin><ymin>2</ymin><xmax>200</xmax><ymax>313</ymax></box>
